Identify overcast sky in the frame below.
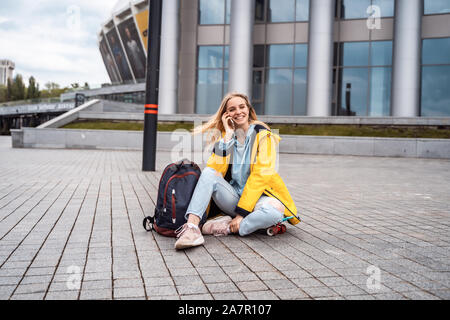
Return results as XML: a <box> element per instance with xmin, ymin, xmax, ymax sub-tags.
<box><xmin>0</xmin><ymin>0</ymin><xmax>119</xmax><ymax>89</ymax></box>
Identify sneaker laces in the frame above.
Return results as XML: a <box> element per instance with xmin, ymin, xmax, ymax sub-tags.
<box><xmin>175</xmin><ymin>223</ymin><xmax>198</xmax><ymax>238</ymax></box>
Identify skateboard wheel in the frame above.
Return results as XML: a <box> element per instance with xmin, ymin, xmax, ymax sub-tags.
<box><xmin>266</xmin><ymin>227</ymin><xmax>275</xmax><ymax>236</ymax></box>
<box><xmin>281</xmin><ymin>224</ymin><xmax>287</xmax><ymax>233</ymax></box>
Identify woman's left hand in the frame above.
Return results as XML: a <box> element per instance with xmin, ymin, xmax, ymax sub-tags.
<box><xmin>229</xmin><ymin>215</ymin><xmax>244</xmax><ymax>234</ymax></box>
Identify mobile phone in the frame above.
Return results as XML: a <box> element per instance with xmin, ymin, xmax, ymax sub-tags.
<box><xmin>228</xmin><ymin>118</ymin><xmax>235</xmax><ymax>129</ymax></box>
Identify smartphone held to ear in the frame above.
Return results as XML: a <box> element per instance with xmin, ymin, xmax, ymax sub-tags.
<box><xmin>228</xmin><ymin>118</ymin><xmax>235</xmax><ymax>129</ymax></box>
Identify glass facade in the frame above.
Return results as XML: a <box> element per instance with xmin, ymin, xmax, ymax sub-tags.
<box><xmin>334</xmin><ymin>41</ymin><xmax>392</xmax><ymax>116</ymax></box>
<box><xmin>199</xmin><ymin>0</ymin><xmax>231</xmax><ymax>25</ymax></box>
<box><xmin>339</xmin><ymin>0</ymin><xmax>395</xmax><ymax>19</ymax></box>
<box><xmin>253</xmin><ymin>44</ymin><xmax>308</xmax><ymax>115</ymax></box>
<box><xmin>196</xmin><ymin>46</ymin><xmax>229</xmax><ymax>114</ymax></box>
<box><xmin>424</xmin><ymin>0</ymin><xmax>450</xmax><ymax>15</ymax></box>
<box><xmin>421</xmin><ymin>37</ymin><xmax>450</xmax><ymax>116</ymax></box>
<box><xmin>255</xmin><ymin>0</ymin><xmax>309</xmax><ymax>23</ymax></box>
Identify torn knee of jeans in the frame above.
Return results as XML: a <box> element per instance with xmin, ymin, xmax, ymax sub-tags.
<box><xmin>266</xmin><ymin>198</ymin><xmax>285</xmax><ymax>213</ymax></box>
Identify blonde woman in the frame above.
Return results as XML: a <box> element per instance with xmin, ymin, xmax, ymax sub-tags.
<box><xmin>175</xmin><ymin>92</ymin><xmax>300</xmax><ymax>250</ymax></box>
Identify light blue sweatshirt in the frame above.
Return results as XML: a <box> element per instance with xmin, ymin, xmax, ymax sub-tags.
<box><xmin>218</xmin><ymin>124</ymin><xmax>255</xmax><ymax>196</ymax></box>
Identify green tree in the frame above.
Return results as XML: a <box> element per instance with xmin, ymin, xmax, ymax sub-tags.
<box><xmin>11</xmin><ymin>74</ymin><xmax>26</xmax><ymax>101</ymax></box>
<box><xmin>6</xmin><ymin>78</ymin><xmax>12</xmax><ymax>101</ymax></box>
<box><xmin>71</xmin><ymin>83</ymin><xmax>80</xmax><ymax>89</ymax></box>
<box><xmin>0</xmin><ymin>85</ymin><xmax>7</xmax><ymax>103</ymax></box>
<box><xmin>26</xmin><ymin>76</ymin><xmax>40</xmax><ymax>100</ymax></box>
<box><xmin>83</xmin><ymin>82</ymin><xmax>90</xmax><ymax>90</ymax></box>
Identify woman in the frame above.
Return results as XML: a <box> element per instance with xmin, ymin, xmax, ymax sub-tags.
<box><xmin>174</xmin><ymin>92</ymin><xmax>300</xmax><ymax>250</ymax></box>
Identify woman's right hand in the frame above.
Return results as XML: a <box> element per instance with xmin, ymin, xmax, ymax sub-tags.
<box><xmin>221</xmin><ymin>112</ymin><xmax>235</xmax><ymax>136</ymax></box>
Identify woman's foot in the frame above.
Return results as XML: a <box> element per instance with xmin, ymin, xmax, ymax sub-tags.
<box><xmin>202</xmin><ymin>216</ymin><xmax>232</xmax><ymax>236</ymax></box>
<box><xmin>174</xmin><ymin>223</ymin><xmax>204</xmax><ymax>250</ymax></box>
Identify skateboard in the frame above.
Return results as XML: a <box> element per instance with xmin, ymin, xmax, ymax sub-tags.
<box><xmin>264</xmin><ymin>216</ymin><xmax>293</xmax><ymax>236</ymax></box>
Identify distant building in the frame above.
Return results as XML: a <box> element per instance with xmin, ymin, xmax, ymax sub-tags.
<box><xmin>0</xmin><ymin>60</ymin><xmax>15</xmax><ymax>86</ymax></box>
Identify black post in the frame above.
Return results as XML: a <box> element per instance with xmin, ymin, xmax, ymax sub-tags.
<box><xmin>142</xmin><ymin>0</ymin><xmax>162</xmax><ymax>171</ymax></box>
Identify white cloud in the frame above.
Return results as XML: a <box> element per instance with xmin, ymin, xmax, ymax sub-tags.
<box><xmin>0</xmin><ymin>0</ymin><xmax>120</xmax><ymax>88</ymax></box>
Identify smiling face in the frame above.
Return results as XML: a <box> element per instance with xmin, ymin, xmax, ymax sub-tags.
<box><xmin>225</xmin><ymin>96</ymin><xmax>250</xmax><ymax>129</ymax></box>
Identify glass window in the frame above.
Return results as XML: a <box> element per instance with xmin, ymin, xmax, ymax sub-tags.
<box><xmin>340</xmin><ymin>68</ymin><xmax>369</xmax><ymax>116</ymax></box>
<box><xmin>422</xmin><ymin>38</ymin><xmax>450</xmax><ymax>65</ymax></box>
<box><xmin>369</xmin><ymin>67</ymin><xmax>391</xmax><ymax>116</ymax></box>
<box><xmin>253</xmin><ymin>70</ymin><xmax>264</xmax><ymax>101</ymax></box>
<box><xmin>342</xmin><ymin>42</ymin><xmax>369</xmax><ymax>66</ymax></box>
<box><xmin>254</xmin><ymin>45</ymin><xmax>265</xmax><ymax>68</ymax></box>
<box><xmin>294</xmin><ymin>44</ymin><xmax>308</xmax><ymax>67</ymax></box>
<box><xmin>371</xmin><ymin>41</ymin><xmax>392</xmax><ymax>66</ymax></box>
<box><xmin>371</xmin><ymin>0</ymin><xmax>395</xmax><ymax>17</ymax></box>
<box><xmin>225</xmin><ymin>0</ymin><xmax>231</xmax><ymax>24</ymax></box>
<box><xmin>341</xmin><ymin>0</ymin><xmax>394</xmax><ymax>19</ymax></box>
<box><xmin>421</xmin><ymin>66</ymin><xmax>450</xmax><ymax>116</ymax></box>
<box><xmin>424</xmin><ymin>0</ymin><xmax>450</xmax><ymax>14</ymax></box>
<box><xmin>265</xmin><ymin>69</ymin><xmax>293</xmax><ymax>115</ymax></box>
<box><xmin>198</xmin><ymin>46</ymin><xmax>224</xmax><ymax>68</ymax></box>
<box><xmin>199</xmin><ymin>0</ymin><xmax>226</xmax><ymax>25</ymax></box>
<box><xmin>267</xmin><ymin>44</ymin><xmax>294</xmax><ymax>68</ymax></box>
<box><xmin>341</xmin><ymin>0</ymin><xmax>371</xmax><ymax>19</ymax></box>
<box><xmin>196</xmin><ymin>46</ymin><xmax>229</xmax><ymax>114</ymax></box>
<box><xmin>196</xmin><ymin>70</ymin><xmax>223</xmax><ymax>114</ymax></box>
<box><xmin>294</xmin><ymin>69</ymin><xmax>308</xmax><ymax>115</ymax></box>
<box><xmin>268</xmin><ymin>0</ymin><xmax>295</xmax><ymax>22</ymax></box>
<box><xmin>296</xmin><ymin>0</ymin><xmax>310</xmax><ymax>21</ymax></box>
<box><xmin>255</xmin><ymin>0</ymin><xmax>265</xmax><ymax>22</ymax></box>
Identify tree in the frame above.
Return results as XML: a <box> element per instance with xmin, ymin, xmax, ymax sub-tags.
<box><xmin>83</xmin><ymin>82</ymin><xmax>90</xmax><ymax>90</ymax></box>
<box><xmin>11</xmin><ymin>74</ymin><xmax>26</xmax><ymax>101</ymax></box>
<box><xmin>26</xmin><ymin>76</ymin><xmax>40</xmax><ymax>100</ymax></box>
<box><xmin>6</xmin><ymin>78</ymin><xmax>12</xmax><ymax>101</ymax></box>
<box><xmin>0</xmin><ymin>85</ymin><xmax>7</xmax><ymax>103</ymax></box>
<box><xmin>71</xmin><ymin>83</ymin><xmax>80</xmax><ymax>89</ymax></box>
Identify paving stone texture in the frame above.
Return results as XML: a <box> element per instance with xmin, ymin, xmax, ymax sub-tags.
<box><xmin>0</xmin><ymin>136</ymin><xmax>449</xmax><ymax>300</ymax></box>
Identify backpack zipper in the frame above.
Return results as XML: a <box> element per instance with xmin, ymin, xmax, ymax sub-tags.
<box><xmin>163</xmin><ymin>171</ymin><xmax>199</xmax><ymax>211</ymax></box>
<box><xmin>171</xmin><ymin>189</ymin><xmax>176</xmax><ymax>223</ymax></box>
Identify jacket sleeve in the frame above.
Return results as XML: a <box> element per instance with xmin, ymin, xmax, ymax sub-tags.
<box><xmin>235</xmin><ymin>132</ymin><xmax>277</xmax><ymax>217</ymax></box>
<box><xmin>206</xmin><ymin>139</ymin><xmax>232</xmax><ymax>177</ymax></box>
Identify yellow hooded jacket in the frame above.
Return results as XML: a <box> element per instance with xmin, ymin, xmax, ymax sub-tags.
<box><xmin>206</xmin><ymin>124</ymin><xmax>300</xmax><ymax>225</ymax></box>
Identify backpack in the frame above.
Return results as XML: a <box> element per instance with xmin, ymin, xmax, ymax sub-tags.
<box><xmin>143</xmin><ymin>159</ymin><xmax>205</xmax><ymax>237</ymax></box>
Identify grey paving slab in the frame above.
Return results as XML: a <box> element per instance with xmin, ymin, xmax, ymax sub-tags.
<box><xmin>0</xmin><ymin>136</ymin><xmax>449</xmax><ymax>300</ymax></box>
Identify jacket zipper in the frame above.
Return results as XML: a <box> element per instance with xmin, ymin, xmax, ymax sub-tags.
<box><xmin>264</xmin><ymin>188</ymin><xmax>299</xmax><ymax>219</ymax></box>
<box><xmin>163</xmin><ymin>171</ymin><xmax>199</xmax><ymax>209</ymax></box>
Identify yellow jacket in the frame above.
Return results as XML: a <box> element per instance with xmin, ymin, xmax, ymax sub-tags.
<box><xmin>206</xmin><ymin>124</ymin><xmax>300</xmax><ymax>225</ymax></box>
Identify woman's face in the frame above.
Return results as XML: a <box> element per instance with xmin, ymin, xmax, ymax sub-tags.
<box><xmin>225</xmin><ymin>96</ymin><xmax>249</xmax><ymax>127</ymax></box>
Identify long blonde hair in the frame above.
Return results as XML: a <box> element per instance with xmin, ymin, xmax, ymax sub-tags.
<box><xmin>192</xmin><ymin>92</ymin><xmax>270</xmax><ymax>146</ymax></box>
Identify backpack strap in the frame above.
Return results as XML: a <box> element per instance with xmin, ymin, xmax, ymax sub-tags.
<box><xmin>143</xmin><ymin>216</ymin><xmax>154</xmax><ymax>232</ymax></box>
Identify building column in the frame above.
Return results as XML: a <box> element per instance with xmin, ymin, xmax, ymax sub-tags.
<box><xmin>159</xmin><ymin>0</ymin><xmax>179</xmax><ymax>114</ymax></box>
<box><xmin>228</xmin><ymin>0</ymin><xmax>255</xmax><ymax>98</ymax></box>
<box><xmin>391</xmin><ymin>0</ymin><xmax>423</xmax><ymax>117</ymax></box>
<box><xmin>306</xmin><ymin>0</ymin><xmax>335</xmax><ymax>116</ymax></box>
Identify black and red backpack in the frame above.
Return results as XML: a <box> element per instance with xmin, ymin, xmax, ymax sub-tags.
<box><xmin>143</xmin><ymin>159</ymin><xmax>206</xmax><ymax>237</ymax></box>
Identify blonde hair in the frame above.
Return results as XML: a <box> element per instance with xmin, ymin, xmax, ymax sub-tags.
<box><xmin>192</xmin><ymin>92</ymin><xmax>270</xmax><ymax>146</ymax></box>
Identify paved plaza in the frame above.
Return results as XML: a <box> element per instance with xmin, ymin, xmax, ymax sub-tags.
<box><xmin>0</xmin><ymin>135</ymin><xmax>449</xmax><ymax>300</ymax></box>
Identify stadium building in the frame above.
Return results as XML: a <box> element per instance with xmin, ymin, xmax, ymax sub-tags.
<box><xmin>89</xmin><ymin>0</ymin><xmax>450</xmax><ymax>117</ymax></box>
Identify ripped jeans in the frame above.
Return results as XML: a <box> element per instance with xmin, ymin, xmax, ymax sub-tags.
<box><xmin>185</xmin><ymin>167</ymin><xmax>284</xmax><ymax>236</ymax></box>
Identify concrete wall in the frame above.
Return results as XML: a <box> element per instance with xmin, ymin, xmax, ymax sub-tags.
<box><xmin>11</xmin><ymin>127</ymin><xmax>450</xmax><ymax>159</ymax></box>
